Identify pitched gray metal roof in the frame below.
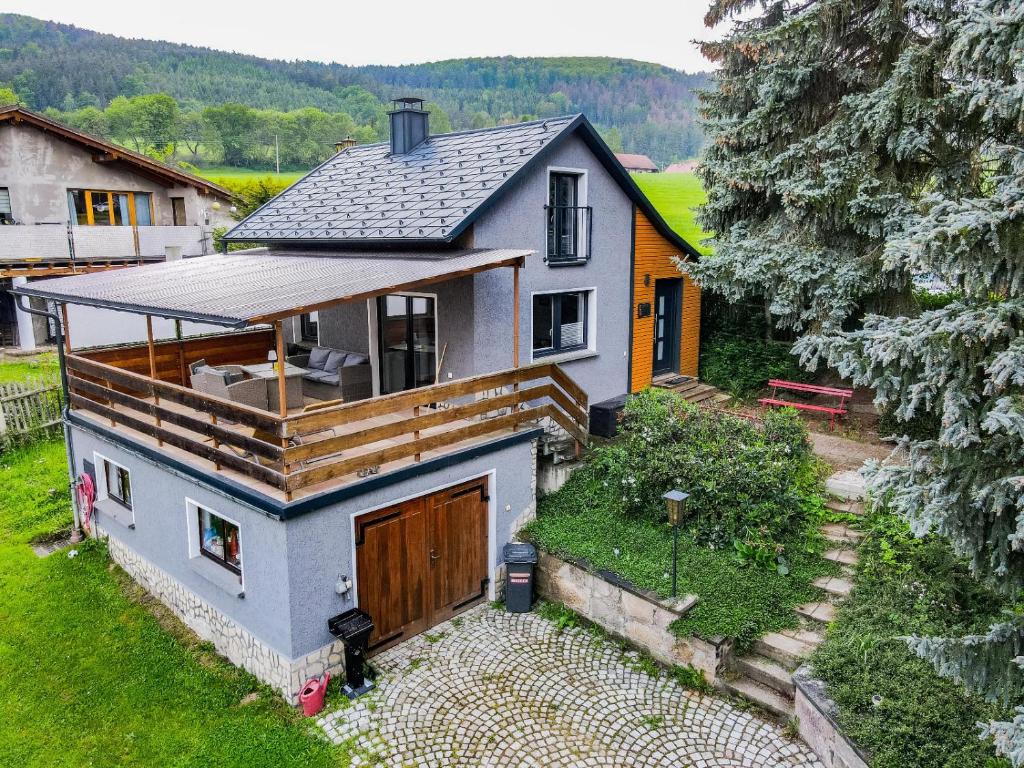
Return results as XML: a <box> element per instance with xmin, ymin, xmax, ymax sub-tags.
<box><xmin>224</xmin><ymin>116</ymin><xmax>580</xmax><ymax>244</ymax></box>
<box><xmin>12</xmin><ymin>248</ymin><xmax>531</xmax><ymax>327</ymax></box>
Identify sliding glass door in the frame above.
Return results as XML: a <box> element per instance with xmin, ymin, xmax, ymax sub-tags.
<box><xmin>377</xmin><ymin>295</ymin><xmax>437</xmax><ymax>395</ymax></box>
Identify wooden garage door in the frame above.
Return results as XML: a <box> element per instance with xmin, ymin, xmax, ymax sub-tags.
<box><xmin>356</xmin><ymin>477</ymin><xmax>489</xmax><ymax>652</ymax></box>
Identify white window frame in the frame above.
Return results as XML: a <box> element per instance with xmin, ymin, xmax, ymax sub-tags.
<box><xmin>93</xmin><ymin>451</ymin><xmax>135</xmax><ymax>527</ymax></box>
<box><xmin>186</xmin><ymin>497</ymin><xmax>244</xmax><ymax>589</ymax></box>
<box><xmin>545</xmin><ymin>166</ymin><xmax>589</xmax><ymax>263</ymax></box>
<box><xmin>529</xmin><ymin>286</ymin><xmax>598</xmax><ymax>363</ymax></box>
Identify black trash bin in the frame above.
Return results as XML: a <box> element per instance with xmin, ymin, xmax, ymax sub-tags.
<box><xmin>327</xmin><ymin>608</ymin><xmax>375</xmax><ymax>698</ymax></box>
<box><xmin>504</xmin><ymin>542</ymin><xmax>538</xmax><ymax>613</ymax></box>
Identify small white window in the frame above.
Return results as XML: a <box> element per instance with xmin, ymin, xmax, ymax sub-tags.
<box><xmin>532</xmin><ymin>290</ymin><xmax>593</xmax><ymax>357</ymax></box>
<box><xmin>186</xmin><ymin>499</ymin><xmax>242</xmax><ymax>583</ymax></box>
<box><xmin>94</xmin><ymin>453</ymin><xmax>134</xmax><ymax>528</ymax></box>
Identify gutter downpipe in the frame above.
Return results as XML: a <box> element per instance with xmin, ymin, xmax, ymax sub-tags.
<box><xmin>15</xmin><ymin>295</ymin><xmax>83</xmax><ymax>542</ymax></box>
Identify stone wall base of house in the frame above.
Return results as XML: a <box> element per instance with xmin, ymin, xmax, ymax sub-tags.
<box><xmin>99</xmin><ymin>527</ymin><xmax>340</xmax><ymax>704</ymax></box>
<box><xmin>535</xmin><ymin>551</ymin><xmax>731</xmax><ymax>683</ymax></box>
<box><xmin>793</xmin><ymin>665</ymin><xmax>869</xmax><ymax>768</ymax></box>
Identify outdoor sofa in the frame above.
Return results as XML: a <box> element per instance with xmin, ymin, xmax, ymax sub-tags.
<box><xmin>287</xmin><ymin>346</ymin><xmax>372</xmax><ymax>402</ymax></box>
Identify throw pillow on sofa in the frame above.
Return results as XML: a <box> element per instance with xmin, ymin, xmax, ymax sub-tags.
<box><xmin>308</xmin><ymin>346</ymin><xmax>332</xmax><ymax>370</ymax></box>
<box><xmin>324</xmin><ymin>350</ymin><xmax>348</xmax><ymax>372</ymax></box>
<box><xmin>343</xmin><ymin>353</ymin><xmax>369</xmax><ymax>366</ymax></box>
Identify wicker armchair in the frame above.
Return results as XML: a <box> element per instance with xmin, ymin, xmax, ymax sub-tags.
<box><xmin>190</xmin><ymin>365</ymin><xmax>269</xmax><ymax>410</ymax></box>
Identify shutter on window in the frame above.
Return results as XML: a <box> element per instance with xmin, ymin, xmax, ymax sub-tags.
<box><xmin>0</xmin><ymin>188</ymin><xmax>11</xmax><ymax>215</ymax></box>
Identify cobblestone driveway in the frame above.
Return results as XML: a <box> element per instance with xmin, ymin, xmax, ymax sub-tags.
<box><xmin>319</xmin><ymin>605</ymin><xmax>823</xmax><ymax>767</ymax></box>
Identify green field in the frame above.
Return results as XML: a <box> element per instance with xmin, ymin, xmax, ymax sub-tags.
<box><xmin>0</xmin><ymin>361</ymin><xmax>350</xmax><ymax>767</ymax></box>
<box><xmin>197</xmin><ymin>166</ymin><xmax>306</xmax><ymax>187</ymax></box>
<box><xmin>632</xmin><ymin>172</ymin><xmax>711</xmax><ymax>254</ymax></box>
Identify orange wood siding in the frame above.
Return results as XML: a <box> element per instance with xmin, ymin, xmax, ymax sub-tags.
<box><xmin>630</xmin><ymin>210</ymin><xmax>701</xmax><ymax>393</ymax></box>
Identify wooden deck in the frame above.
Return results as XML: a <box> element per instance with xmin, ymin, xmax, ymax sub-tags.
<box><xmin>65</xmin><ymin>343</ymin><xmax>589</xmax><ymax>501</ymax></box>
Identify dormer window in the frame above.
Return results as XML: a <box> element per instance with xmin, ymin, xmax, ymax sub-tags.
<box><xmin>545</xmin><ymin>171</ymin><xmax>590</xmax><ymax>265</ymax></box>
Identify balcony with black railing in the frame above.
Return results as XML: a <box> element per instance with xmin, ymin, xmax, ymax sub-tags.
<box><xmin>544</xmin><ymin>205</ymin><xmax>592</xmax><ymax>265</ymax></box>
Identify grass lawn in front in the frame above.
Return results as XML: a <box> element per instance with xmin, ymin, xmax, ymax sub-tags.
<box><xmin>632</xmin><ymin>172</ymin><xmax>711</xmax><ymax>254</ymax></box>
<box><xmin>0</xmin><ymin>352</ymin><xmax>58</xmax><ymax>384</ymax></box>
<box><xmin>196</xmin><ymin>166</ymin><xmax>306</xmax><ymax>187</ymax></box>
<box><xmin>0</xmin><ymin>440</ymin><xmax>352</xmax><ymax>767</ymax></box>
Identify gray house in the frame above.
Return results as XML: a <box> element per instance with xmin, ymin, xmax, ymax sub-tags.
<box><xmin>0</xmin><ymin>105</ymin><xmax>235</xmax><ymax>350</ymax></box>
<box><xmin>13</xmin><ymin>100</ymin><xmax>700</xmax><ymax>701</ymax></box>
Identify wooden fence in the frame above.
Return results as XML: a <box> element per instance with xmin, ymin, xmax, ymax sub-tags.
<box><xmin>0</xmin><ymin>375</ymin><xmax>63</xmax><ymax>445</ymax></box>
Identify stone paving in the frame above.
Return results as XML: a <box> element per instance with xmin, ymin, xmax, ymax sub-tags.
<box><xmin>318</xmin><ymin>605</ymin><xmax>824</xmax><ymax>767</ymax></box>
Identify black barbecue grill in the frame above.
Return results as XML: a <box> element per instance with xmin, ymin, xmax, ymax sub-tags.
<box><xmin>328</xmin><ymin>608</ymin><xmax>375</xmax><ymax>698</ymax></box>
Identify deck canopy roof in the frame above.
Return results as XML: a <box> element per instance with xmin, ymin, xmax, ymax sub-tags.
<box><xmin>11</xmin><ymin>247</ymin><xmax>531</xmax><ymax>328</ymax></box>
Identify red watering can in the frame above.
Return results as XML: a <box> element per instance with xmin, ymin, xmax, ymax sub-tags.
<box><xmin>299</xmin><ymin>672</ymin><xmax>330</xmax><ymax>717</ymax></box>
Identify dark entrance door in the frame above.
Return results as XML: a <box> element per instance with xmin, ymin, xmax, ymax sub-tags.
<box><xmin>652</xmin><ymin>278</ymin><xmax>682</xmax><ymax>376</ymax></box>
<box><xmin>377</xmin><ymin>294</ymin><xmax>437</xmax><ymax>395</ymax></box>
<box><xmin>355</xmin><ymin>477</ymin><xmax>489</xmax><ymax>653</ymax></box>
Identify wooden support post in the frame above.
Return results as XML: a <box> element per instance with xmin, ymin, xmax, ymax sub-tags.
<box><xmin>414</xmin><ymin>404</ymin><xmax>421</xmax><ymax>462</ymax></box>
<box><xmin>175</xmin><ymin>319</ymin><xmax>187</xmax><ymax>387</ymax></box>
<box><xmin>146</xmin><ymin>315</ymin><xmax>163</xmax><ymax>445</ymax></box>
<box><xmin>275</xmin><ymin>321</ymin><xmax>291</xmax><ymax>501</ymax></box>
<box><xmin>512</xmin><ymin>262</ymin><xmax>521</xmax><ymax>430</ymax></box>
<box><xmin>211</xmin><ymin>413</ymin><xmax>221</xmax><ymax>470</ymax></box>
<box><xmin>60</xmin><ymin>303</ymin><xmax>72</xmax><ymax>356</ymax></box>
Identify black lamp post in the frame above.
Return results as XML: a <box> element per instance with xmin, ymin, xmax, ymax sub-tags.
<box><xmin>663</xmin><ymin>489</ymin><xmax>690</xmax><ymax>598</ymax></box>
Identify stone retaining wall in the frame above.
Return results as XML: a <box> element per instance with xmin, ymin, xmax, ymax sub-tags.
<box><xmin>535</xmin><ymin>551</ymin><xmax>731</xmax><ymax>682</ymax></box>
<box><xmin>793</xmin><ymin>665</ymin><xmax>869</xmax><ymax>768</ymax></box>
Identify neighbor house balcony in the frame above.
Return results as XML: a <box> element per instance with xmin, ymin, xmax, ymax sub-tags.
<box><xmin>0</xmin><ymin>222</ymin><xmax>212</xmax><ymax>277</ymax></box>
<box><xmin>62</xmin><ymin>329</ymin><xmax>588</xmax><ymax>502</ymax></box>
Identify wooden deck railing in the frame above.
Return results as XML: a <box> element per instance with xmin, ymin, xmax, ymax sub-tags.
<box><xmin>65</xmin><ymin>354</ymin><xmax>588</xmax><ymax>496</ymax></box>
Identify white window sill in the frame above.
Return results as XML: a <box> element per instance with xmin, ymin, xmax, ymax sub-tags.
<box><xmin>94</xmin><ymin>499</ymin><xmax>135</xmax><ymax>531</ymax></box>
<box><xmin>531</xmin><ymin>349</ymin><xmax>598</xmax><ymax>366</ymax></box>
<box><xmin>188</xmin><ymin>555</ymin><xmax>245</xmax><ymax>598</ymax></box>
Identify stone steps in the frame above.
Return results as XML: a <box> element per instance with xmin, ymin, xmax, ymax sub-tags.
<box><xmin>826</xmin><ymin>497</ymin><xmax>866</xmax><ymax>517</ymax></box>
<box><xmin>733</xmin><ymin>654</ymin><xmax>795</xmax><ymax>697</ymax></box>
<box><xmin>753</xmin><ymin>631</ymin><xmax>820</xmax><ymax>669</ymax></box>
<box><xmin>821</xmin><ymin>523</ymin><xmax>864</xmax><ymax>545</ymax></box>
<box><xmin>813</xmin><ymin>576</ymin><xmax>854</xmax><ymax>598</ymax></box>
<box><xmin>823</xmin><ymin>548</ymin><xmax>859</xmax><ymax>567</ymax></box>
<box><xmin>796</xmin><ymin>601</ymin><xmax>836</xmax><ymax>625</ymax></box>
<box><xmin>825</xmin><ymin>470</ymin><xmax>866</xmax><ymax>501</ymax></box>
<box><xmin>723</xmin><ymin>675</ymin><xmax>794</xmax><ymax>719</ymax></box>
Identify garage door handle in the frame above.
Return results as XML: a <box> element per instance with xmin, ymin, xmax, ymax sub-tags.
<box><xmin>430</xmin><ymin>549</ymin><xmax>440</xmax><ymax>562</ymax></box>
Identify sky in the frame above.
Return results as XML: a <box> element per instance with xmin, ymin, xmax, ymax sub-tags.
<box><xmin>3</xmin><ymin>0</ymin><xmax>718</xmax><ymax>72</ymax></box>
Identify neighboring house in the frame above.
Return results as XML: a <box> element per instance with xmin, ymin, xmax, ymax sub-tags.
<box><xmin>614</xmin><ymin>152</ymin><xmax>659</xmax><ymax>173</ymax></box>
<box><xmin>0</xmin><ymin>105</ymin><xmax>235</xmax><ymax>350</ymax></box>
<box><xmin>12</xmin><ymin>99</ymin><xmax>701</xmax><ymax>702</ymax></box>
<box><xmin>665</xmin><ymin>160</ymin><xmax>699</xmax><ymax>174</ymax></box>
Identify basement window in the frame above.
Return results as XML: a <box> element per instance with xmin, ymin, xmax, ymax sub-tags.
<box><xmin>0</xmin><ymin>187</ymin><xmax>12</xmax><ymax>224</ymax></box>
<box><xmin>197</xmin><ymin>505</ymin><xmax>242</xmax><ymax>578</ymax></box>
<box><xmin>94</xmin><ymin>453</ymin><xmax>134</xmax><ymax>528</ymax></box>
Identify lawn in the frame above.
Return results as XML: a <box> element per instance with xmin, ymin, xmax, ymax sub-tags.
<box><xmin>0</xmin><ymin>439</ymin><xmax>351</xmax><ymax>767</ymax></box>
<box><xmin>632</xmin><ymin>172</ymin><xmax>711</xmax><ymax>254</ymax></box>
<box><xmin>196</xmin><ymin>166</ymin><xmax>306</xmax><ymax>187</ymax></box>
<box><xmin>0</xmin><ymin>352</ymin><xmax>58</xmax><ymax>384</ymax></box>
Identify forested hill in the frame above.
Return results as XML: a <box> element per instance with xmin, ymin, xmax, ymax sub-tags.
<box><xmin>0</xmin><ymin>14</ymin><xmax>710</xmax><ymax>165</ymax></box>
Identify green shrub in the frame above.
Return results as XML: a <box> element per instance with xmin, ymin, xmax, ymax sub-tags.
<box><xmin>596</xmin><ymin>389</ymin><xmax>818</xmax><ymax>551</ymax></box>
<box><xmin>811</xmin><ymin>511</ymin><xmax>1013</xmax><ymax>768</ymax></box>
<box><xmin>699</xmin><ymin>334</ymin><xmax>810</xmax><ymax>399</ymax></box>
